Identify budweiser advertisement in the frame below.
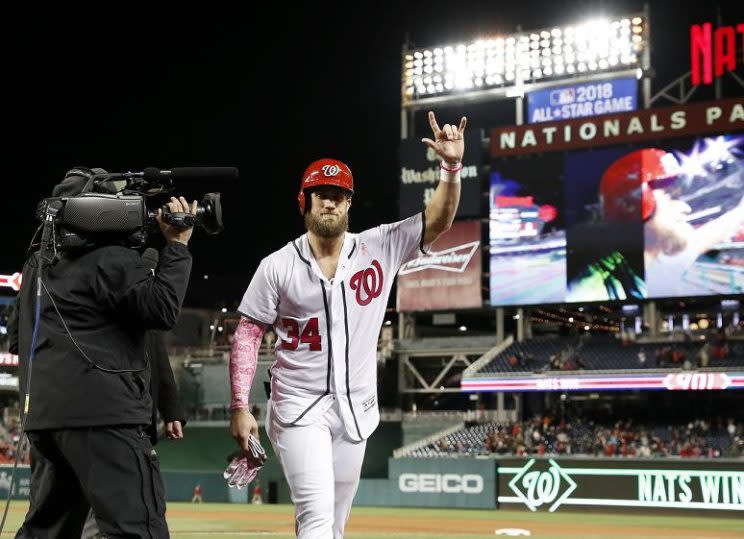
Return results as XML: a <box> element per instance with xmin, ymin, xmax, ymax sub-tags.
<box><xmin>396</xmin><ymin>220</ymin><xmax>482</xmax><ymax>312</ymax></box>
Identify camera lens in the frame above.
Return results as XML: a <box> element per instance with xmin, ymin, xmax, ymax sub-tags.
<box><xmin>196</xmin><ymin>193</ymin><xmax>224</xmax><ymax>235</ymax></box>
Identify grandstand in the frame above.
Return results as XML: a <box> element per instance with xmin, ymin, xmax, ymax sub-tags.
<box><xmin>398</xmin><ymin>417</ymin><xmax>744</xmax><ymax>459</ymax></box>
<box><xmin>470</xmin><ymin>331</ymin><xmax>744</xmax><ymax>374</ymax></box>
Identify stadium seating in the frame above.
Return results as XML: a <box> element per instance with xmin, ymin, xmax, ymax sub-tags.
<box><xmin>474</xmin><ymin>334</ymin><xmax>744</xmax><ymax>374</ymax></box>
<box><xmin>400</xmin><ymin>417</ymin><xmax>744</xmax><ymax>459</ymax></box>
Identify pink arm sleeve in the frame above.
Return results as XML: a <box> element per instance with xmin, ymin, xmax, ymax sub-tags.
<box><xmin>230</xmin><ymin>316</ymin><xmax>267</xmax><ymax>410</ymax></box>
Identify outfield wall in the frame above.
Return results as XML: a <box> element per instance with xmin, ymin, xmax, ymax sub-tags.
<box><xmin>496</xmin><ymin>457</ymin><xmax>744</xmax><ymax>513</ymax></box>
<box><xmin>2</xmin><ymin>455</ymin><xmax>741</xmax><ymax>514</ymax></box>
<box><xmin>353</xmin><ymin>457</ymin><xmax>744</xmax><ymax>514</ymax></box>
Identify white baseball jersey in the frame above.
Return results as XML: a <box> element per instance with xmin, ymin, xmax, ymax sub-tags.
<box><xmin>239</xmin><ymin>211</ymin><xmax>426</xmax><ymax>441</ymax></box>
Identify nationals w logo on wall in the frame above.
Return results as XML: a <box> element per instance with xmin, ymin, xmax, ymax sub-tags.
<box><xmin>508</xmin><ymin>459</ymin><xmax>577</xmax><ymax>512</ymax></box>
<box><xmin>350</xmin><ymin>260</ymin><xmax>383</xmax><ymax>306</ymax></box>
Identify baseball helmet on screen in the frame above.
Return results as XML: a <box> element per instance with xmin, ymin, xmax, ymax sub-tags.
<box><xmin>297</xmin><ymin>158</ymin><xmax>354</xmax><ymax>215</ymax></box>
<box><xmin>599</xmin><ymin>148</ymin><xmax>681</xmax><ymax>222</ymax></box>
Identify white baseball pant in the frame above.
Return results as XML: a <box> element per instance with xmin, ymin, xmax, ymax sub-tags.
<box><xmin>266</xmin><ymin>398</ymin><xmax>366</xmax><ymax>538</ymax></box>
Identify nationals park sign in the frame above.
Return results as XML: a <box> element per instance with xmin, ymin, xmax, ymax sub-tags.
<box><xmin>490</xmin><ymin>98</ymin><xmax>743</xmax><ymax>156</ymax></box>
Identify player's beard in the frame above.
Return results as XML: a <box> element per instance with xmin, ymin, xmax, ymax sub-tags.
<box><xmin>305</xmin><ymin>212</ymin><xmax>349</xmax><ymax>238</ymax></box>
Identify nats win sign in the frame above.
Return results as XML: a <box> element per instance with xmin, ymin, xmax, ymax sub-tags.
<box><xmin>499</xmin><ymin>458</ymin><xmax>744</xmax><ymax>513</ymax></box>
<box><xmin>396</xmin><ymin>220</ymin><xmax>482</xmax><ymax>312</ymax></box>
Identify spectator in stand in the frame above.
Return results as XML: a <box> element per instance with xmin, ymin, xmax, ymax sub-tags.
<box><xmin>712</xmin><ymin>328</ymin><xmax>728</xmax><ymax>358</ymax></box>
<box><xmin>655</xmin><ymin>348</ymin><xmax>664</xmax><ymax>367</ymax></box>
<box><xmin>575</xmin><ymin>355</ymin><xmax>586</xmax><ymax>370</ymax></box>
<box><xmin>556</xmin><ymin>430</ymin><xmax>569</xmax><ymax>454</ymax></box>
<box><xmin>698</xmin><ymin>342</ymin><xmax>711</xmax><ymax>368</ymax></box>
<box><xmin>683</xmin><ymin>330</ymin><xmax>692</xmax><ymax>348</ymax></box>
<box><xmin>532</xmin><ymin>427</ymin><xmax>542</xmax><ymax>448</ymax></box>
<box><xmin>523</xmin><ymin>353</ymin><xmax>534</xmax><ymax>370</ymax></box>
<box><xmin>638</xmin><ymin>350</ymin><xmax>646</xmax><ymax>367</ymax></box>
<box><xmin>638</xmin><ymin>439</ymin><xmax>652</xmax><ymax>458</ymax></box>
<box><xmin>561</xmin><ymin>357</ymin><xmax>575</xmax><ymax>371</ymax></box>
<box><xmin>484</xmin><ymin>432</ymin><xmax>496</xmax><ymax>453</ymax></box>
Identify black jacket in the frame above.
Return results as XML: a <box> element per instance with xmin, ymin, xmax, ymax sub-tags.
<box><xmin>12</xmin><ymin>241</ymin><xmax>191</xmax><ymax>430</ymax></box>
<box><xmin>146</xmin><ymin>330</ymin><xmax>186</xmax><ymax>444</ymax></box>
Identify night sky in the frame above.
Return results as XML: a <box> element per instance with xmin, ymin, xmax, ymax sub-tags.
<box><xmin>4</xmin><ymin>1</ymin><xmax>739</xmax><ymax>309</ymax></box>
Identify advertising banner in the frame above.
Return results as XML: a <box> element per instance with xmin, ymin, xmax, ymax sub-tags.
<box><xmin>497</xmin><ymin>458</ymin><xmax>744</xmax><ymax>513</ymax></box>
<box><xmin>0</xmin><ymin>465</ymin><xmax>31</xmax><ymax>499</ymax></box>
<box><xmin>527</xmin><ymin>77</ymin><xmax>638</xmax><ymax>124</ymax></box>
<box><xmin>397</xmin><ymin>220</ymin><xmax>482</xmax><ymax>312</ymax></box>
<box><xmin>462</xmin><ymin>372</ymin><xmax>744</xmax><ymax>392</ymax></box>
<box><xmin>399</xmin><ymin>131</ymin><xmax>482</xmax><ymax>219</ymax></box>
<box><xmin>389</xmin><ymin>457</ymin><xmax>497</xmax><ymax>509</ymax></box>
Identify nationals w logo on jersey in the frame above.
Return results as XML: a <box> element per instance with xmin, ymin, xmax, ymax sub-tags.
<box><xmin>322</xmin><ymin>164</ymin><xmax>341</xmax><ymax>176</ymax></box>
<box><xmin>349</xmin><ymin>260</ymin><xmax>383</xmax><ymax>306</ymax></box>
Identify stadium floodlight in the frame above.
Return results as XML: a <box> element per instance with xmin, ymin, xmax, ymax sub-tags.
<box><xmin>402</xmin><ymin>13</ymin><xmax>647</xmax><ymax>106</ymax></box>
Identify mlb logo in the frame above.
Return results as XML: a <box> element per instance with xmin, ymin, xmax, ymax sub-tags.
<box><xmin>549</xmin><ymin>88</ymin><xmax>575</xmax><ymax>106</ymax></box>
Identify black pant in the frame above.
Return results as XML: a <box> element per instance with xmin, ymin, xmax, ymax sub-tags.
<box><xmin>15</xmin><ymin>426</ymin><xmax>169</xmax><ymax>539</ymax></box>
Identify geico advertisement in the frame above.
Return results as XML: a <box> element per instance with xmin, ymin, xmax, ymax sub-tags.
<box><xmin>391</xmin><ymin>458</ymin><xmax>497</xmax><ymax>508</ymax></box>
<box><xmin>497</xmin><ymin>458</ymin><xmax>744</xmax><ymax>512</ymax></box>
<box><xmin>398</xmin><ymin>473</ymin><xmax>484</xmax><ymax>494</ymax></box>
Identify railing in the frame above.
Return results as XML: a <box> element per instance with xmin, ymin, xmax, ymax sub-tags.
<box><xmin>393</xmin><ymin>423</ymin><xmax>464</xmax><ymax>458</ymax></box>
<box><xmin>461</xmin><ymin>336</ymin><xmax>514</xmax><ymax>377</ymax></box>
<box><xmin>380</xmin><ymin>408</ymin><xmax>518</xmax><ymax>423</ymax></box>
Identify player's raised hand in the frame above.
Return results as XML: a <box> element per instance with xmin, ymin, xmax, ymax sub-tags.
<box><xmin>230</xmin><ymin>408</ymin><xmax>259</xmax><ymax>457</ymax></box>
<box><xmin>421</xmin><ymin>111</ymin><xmax>467</xmax><ymax>165</ymax></box>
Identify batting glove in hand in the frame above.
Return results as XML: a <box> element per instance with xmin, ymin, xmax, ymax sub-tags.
<box><xmin>224</xmin><ymin>434</ymin><xmax>267</xmax><ymax>489</ymax></box>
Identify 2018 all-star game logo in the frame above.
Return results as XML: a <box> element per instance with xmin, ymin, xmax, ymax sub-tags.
<box><xmin>398</xmin><ymin>241</ymin><xmax>480</xmax><ymax>275</ymax></box>
<box><xmin>508</xmin><ymin>459</ymin><xmax>577</xmax><ymax>512</ymax></box>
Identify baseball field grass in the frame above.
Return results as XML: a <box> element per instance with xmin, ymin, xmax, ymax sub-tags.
<box><xmin>1</xmin><ymin>501</ymin><xmax>742</xmax><ymax>538</ymax></box>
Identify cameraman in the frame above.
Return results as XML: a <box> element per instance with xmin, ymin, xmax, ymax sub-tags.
<box><xmin>11</xmin><ymin>170</ymin><xmax>196</xmax><ymax>539</ymax></box>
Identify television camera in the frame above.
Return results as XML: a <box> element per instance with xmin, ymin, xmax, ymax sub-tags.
<box><xmin>34</xmin><ymin>166</ymin><xmax>237</xmax><ymax>253</ymax></box>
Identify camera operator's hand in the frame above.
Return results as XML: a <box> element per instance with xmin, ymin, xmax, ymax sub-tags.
<box><xmin>157</xmin><ymin>196</ymin><xmax>197</xmax><ymax>245</ymax></box>
<box><xmin>166</xmin><ymin>420</ymin><xmax>184</xmax><ymax>440</ymax></box>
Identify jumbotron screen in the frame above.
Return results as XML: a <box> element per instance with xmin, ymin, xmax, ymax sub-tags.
<box><xmin>488</xmin><ymin>133</ymin><xmax>744</xmax><ymax>306</ymax></box>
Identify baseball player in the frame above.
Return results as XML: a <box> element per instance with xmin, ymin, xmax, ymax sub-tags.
<box><xmin>601</xmin><ymin>148</ymin><xmax>744</xmax><ymax>297</ymax></box>
<box><xmin>229</xmin><ymin>110</ymin><xmax>467</xmax><ymax>538</ymax></box>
